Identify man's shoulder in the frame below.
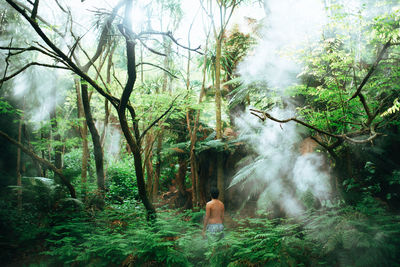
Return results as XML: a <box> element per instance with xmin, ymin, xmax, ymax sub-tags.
<box><xmin>206</xmin><ymin>200</ymin><xmax>213</xmax><ymax>206</ymax></box>
<box><xmin>207</xmin><ymin>199</ymin><xmax>224</xmax><ymax>206</ymax></box>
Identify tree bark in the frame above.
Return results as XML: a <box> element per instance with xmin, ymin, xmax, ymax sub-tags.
<box><xmin>144</xmin><ymin>133</ymin><xmax>154</xmax><ymax>201</ymax></box>
<box><xmin>81</xmin><ymin>81</ymin><xmax>105</xmax><ymax>191</ymax></box>
<box><xmin>17</xmin><ymin>110</ymin><xmax>22</xmax><ymax>208</ymax></box>
<box><xmin>75</xmin><ymin>78</ymin><xmax>88</xmax><ymax>197</ymax></box>
<box><xmin>153</xmin><ymin>130</ymin><xmax>162</xmax><ymax>202</ymax></box>
<box><xmin>118</xmin><ymin>1</ymin><xmax>156</xmax><ymax>219</ymax></box>
<box><xmin>49</xmin><ymin>99</ymin><xmax>62</xmax><ymax>169</ymax></box>
<box><xmin>215</xmin><ymin>34</ymin><xmax>224</xmax><ymax>202</ymax></box>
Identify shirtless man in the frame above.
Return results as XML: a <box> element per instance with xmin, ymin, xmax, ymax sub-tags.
<box><xmin>202</xmin><ymin>188</ymin><xmax>225</xmax><ymax>238</ymax></box>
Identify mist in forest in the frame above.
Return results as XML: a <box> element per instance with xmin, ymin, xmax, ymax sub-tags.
<box><xmin>232</xmin><ymin>0</ymin><xmax>398</xmax><ymax>215</ymax></box>
<box><xmin>232</xmin><ymin>110</ymin><xmax>331</xmax><ymax>216</ymax></box>
<box><xmin>239</xmin><ymin>0</ymin><xmax>326</xmax><ymax>89</ymax></box>
<box><xmin>231</xmin><ymin>0</ymin><xmax>331</xmax><ymax>215</ymax></box>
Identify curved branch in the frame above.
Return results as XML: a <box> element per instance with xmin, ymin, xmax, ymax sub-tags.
<box><xmin>250</xmin><ymin>108</ymin><xmax>337</xmax><ymax>138</ymax></box>
<box><xmin>0</xmin><ymin>62</ymin><xmax>69</xmax><ymax>83</ymax></box>
<box><xmin>81</xmin><ymin>0</ymin><xmax>124</xmax><ymax>72</ymax></box>
<box><xmin>137</xmin><ymin>38</ymin><xmax>166</xmax><ymax>57</ymax></box>
<box><xmin>5</xmin><ymin>0</ymin><xmax>120</xmax><ymax>108</ymax></box>
<box><xmin>250</xmin><ymin>108</ymin><xmax>380</xmax><ymax>144</ymax></box>
<box><xmin>137</xmin><ymin>30</ymin><xmax>203</xmax><ymax>54</ymax></box>
<box><xmin>136</xmin><ymin>62</ymin><xmax>177</xmax><ymax>78</ymax></box>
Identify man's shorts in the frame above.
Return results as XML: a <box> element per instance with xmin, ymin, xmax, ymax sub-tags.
<box><xmin>206</xmin><ymin>223</ymin><xmax>224</xmax><ymax>242</ymax></box>
<box><xmin>206</xmin><ymin>223</ymin><xmax>224</xmax><ymax>233</ymax></box>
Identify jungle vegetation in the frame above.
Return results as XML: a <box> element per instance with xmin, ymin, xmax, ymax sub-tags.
<box><xmin>0</xmin><ymin>0</ymin><xmax>400</xmax><ymax>266</ymax></box>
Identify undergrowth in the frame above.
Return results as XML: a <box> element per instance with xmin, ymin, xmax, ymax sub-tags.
<box><xmin>2</xmin><ymin>186</ymin><xmax>400</xmax><ymax>267</ymax></box>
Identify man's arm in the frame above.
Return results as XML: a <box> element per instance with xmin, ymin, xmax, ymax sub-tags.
<box><xmin>202</xmin><ymin>203</ymin><xmax>210</xmax><ymax>236</ymax></box>
<box><xmin>221</xmin><ymin>203</ymin><xmax>225</xmax><ymax>223</ymax></box>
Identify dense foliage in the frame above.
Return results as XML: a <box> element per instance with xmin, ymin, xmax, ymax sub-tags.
<box><xmin>1</xmin><ymin>0</ymin><xmax>400</xmax><ymax>266</ymax></box>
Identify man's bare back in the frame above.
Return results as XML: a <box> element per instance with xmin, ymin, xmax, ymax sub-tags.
<box><xmin>202</xmin><ymin>188</ymin><xmax>224</xmax><ymax>237</ymax></box>
<box><xmin>205</xmin><ymin>199</ymin><xmax>224</xmax><ymax>224</ymax></box>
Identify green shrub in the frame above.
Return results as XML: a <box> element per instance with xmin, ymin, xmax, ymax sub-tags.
<box><xmin>304</xmin><ymin>199</ymin><xmax>400</xmax><ymax>267</ymax></box>
<box><xmin>106</xmin><ymin>159</ymin><xmax>138</xmax><ymax>201</ymax></box>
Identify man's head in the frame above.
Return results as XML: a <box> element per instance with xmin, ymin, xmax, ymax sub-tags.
<box><xmin>211</xmin><ymin>187</ymin><xmax>219</xmax><ymax>199</ymax></box>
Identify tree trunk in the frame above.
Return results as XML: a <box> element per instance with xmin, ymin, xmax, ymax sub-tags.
<box><xmin>215</xmin><ymin>35</ymin><xmax>224</xmax><ymax>202</ymax></box>
<box><xmin>186</xmin><ymin>113</ymin><xmax>197</xmax><ymax>207</ymax></box>
<box><xmin>40</xmin><ymin>122</ymin><xmax>47</xmax><ymax>177</ymax></box>
<box><xmin>118</xmin><ymin>1</ymin><xmax>155</xmax><ymax>219</ymax></box>
<box><xmin>75</xmin><ymin>78</ymin><xmax>89</xmax><ymax>197</ymax></box>
<box><xmin>49</xmin><ymin>103</ymin><xmax>62</xmax><ymax>169</ymax></box>
<box><xmin>176</xmin><ymin>155</ymin><xmax>187</xmax><ymax>196</ymax></box>
<box><xmin>17</xmin><ymin>111</ymin><xmax>22</xmax><ymax>208</ymax></box>
<box><xmin>22</xmin><ymin>123</ymin><xmax>42</xmax><ymax>176</ymax></box>
<box><xmin>145</xmin><ymin>133</ymin><xmax>154</xmax><ymax>201</ymax></box>
<box><xmin>81</xmin><ymin>81</ymin><xmax>105</xmax><ymax>191</ymax></box>
<box><xmin>153</xmin><ymin>130</ymin><xmax>162</xmax><ymax>202</ymax></box>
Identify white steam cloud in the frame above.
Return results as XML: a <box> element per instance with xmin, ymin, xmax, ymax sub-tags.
<box><xmin>232</xmin><ymin>110</ymin><xmax>331</xmax><ymax>216</ymax></box>
<box><xmin>239</xmin><ymin>0</ymin><xmax>325</xmax><ymax>88</ymax></box>
<box><xmin>231</xmin><ymin>0</ymin><xmax>332</xmax><ymax>216</ymax></box>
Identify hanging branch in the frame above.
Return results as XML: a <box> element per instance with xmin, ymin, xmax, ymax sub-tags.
<box><xmin>250</xmin><ymin>108</ymin><xmax>380</xmax><ymax>144</ymax></box>
<box><xmin>137</xmin><ymin>38</ymin><xmax>167</xmax><ymax>57</ymax></box>
<box><xmin>136</xmin><ymin>62</ymin><xmax>177</xmax><ymax>78</ymax></box>
<box><xmin>0</xmin><ymin>62</ymin><xmax>69</xmax><ymax>84</ymax></box>
<box><xmin>137</xmin><ymin>30</ymin><xmax>203</xmax><ymax>54</ymax></box>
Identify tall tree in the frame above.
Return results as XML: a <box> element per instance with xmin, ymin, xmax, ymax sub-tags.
<box><xmin>201</xmin><ymin>0</ymin><xmax>241</xmax><ymax>202</ymax></box>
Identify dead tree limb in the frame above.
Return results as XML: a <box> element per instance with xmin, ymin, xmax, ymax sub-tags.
<box><xmin>250</xmin><ymin>108</ymin><xmax>380</xmax><ymax>144</ymax></box>
<box><xmin>136</xmin><ymin>62</ymin><xmax>177</xmax><ymax>78</ymax></box>
<box><xmin>0</xmin><ymin>62</ymin><xmax>69</xmax><ymax>83</ymax></box>
<box><xmin>137</xmin><ymin>30</ymin><xmax>203</xmax><ymax>54</ymax></box>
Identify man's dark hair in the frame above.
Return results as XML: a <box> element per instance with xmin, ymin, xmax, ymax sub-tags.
<box><xmin>211</xmin><ymin>187</ymin><xmax>219</xmax><ymax>199</ymax></box>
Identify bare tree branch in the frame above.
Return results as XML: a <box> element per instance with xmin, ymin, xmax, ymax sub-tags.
<box><xmin>250</xmin><ymin>108</ymin><xmax>380</xmax><ymax>144</ymax></box>
<box><xmin>0</xmin><ymin>62</ymin><xmax>69</xmax><ymax>83</ymax></box>
<box><xmin>5</xmin><ymin>0</ymin><xmax>120</xmax><ymax>108</ymax></box>
<box><xmin>81</xmin><ymin>0</ymin><xmax>124</xmax><ymax>72</ymax></box>
<box><xmin>250</xmin><ymin>108</ymin><xmax>337</xmax><ymax>138</ymax></box>
<box><xmin>137</xmin><ymin>30</ymin><xmax>203</xmax><ymax>54</ymax></box>
<box><xmin>13</xmin><ymin>0</ymin><xmax>65</xmax><ymax>37</ymax></box>
<box><xmin>0</xmin><ymin>45</ymin><xmax>62</xmax><ymax>61</ymax></box>
<box><xmin>31</xmin><ymin>0</ymin><xmax>39</xmax><ymax>19</ymax></box>
<box><xmin>137</xmin><ymin>38</ymin><xmax>167</xmax><ymax>57</ymax></box>
<box><xmin>136</xmin><ymin>62</ymin><xmax>177</xmax><ymax>78</ymax></box>
<box><xmin>0</xmin><ymin>39</ymin><xmax>13</xmax><ymax>90</ymax></box>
